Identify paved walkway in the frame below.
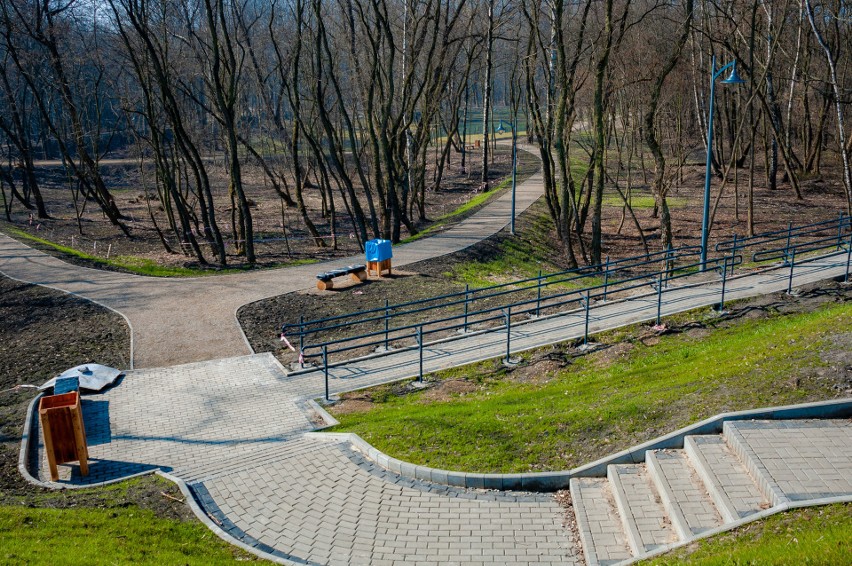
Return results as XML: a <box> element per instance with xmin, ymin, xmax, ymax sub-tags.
<box><xmin>0</xmin><ymin>145</ymin><xmax>544</xmax><ymax>369</ymax></box>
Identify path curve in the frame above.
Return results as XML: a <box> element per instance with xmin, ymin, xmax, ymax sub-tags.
<box><xmin>0</xmin><ymin>145</ymin><xmax>543</xmax><ymax>369</ymax></box>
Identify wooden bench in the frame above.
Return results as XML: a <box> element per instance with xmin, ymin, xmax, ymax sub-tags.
<box><xmin>316</xmin><ymin>264</ymin><xmax>367</xmax><ymax>290</ymax></box>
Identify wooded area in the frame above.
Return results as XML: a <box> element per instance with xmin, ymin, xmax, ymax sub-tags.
<box><xmin>1</xmin><ymin>0</ymin><xmax>850</xmax><ymax>267</ymax></box>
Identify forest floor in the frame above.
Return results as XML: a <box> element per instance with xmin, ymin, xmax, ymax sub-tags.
<box><xmin>1</xmin><ymin>145</ymin><xmax>533</xmax><ymax>272</ymax></box>
<box><xmin>2</xmin><ymin>141</ymin><xmax>848</xmax><ymax>276</ymax></box>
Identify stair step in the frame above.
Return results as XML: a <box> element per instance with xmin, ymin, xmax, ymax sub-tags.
<box><xmin>724</xmin><ymin>419</ymin><xmax>852</xmax><ymax>503</ymax></box>
<box><xmin>723</xmin><ymin>422</ymin><xmax>786</xmax><ymax>507</ymax></box>
<box><xmin>608</xmin><ymin>464</ymin><xmax>678</xmax><ymax>555</ymax></box>
<box><xmin>646</xmin><ymin>449</ymin><xmax>723</xmax><ymax>538</ymax></box>
<box><xmin>684</xmin><ymin>434</ymin><xmax>769</xmax><ymax>522</ymax></box>
<box><xmin>570</xmin><ymin>477</ymin><xmax>633</xmax><ymax>566</ymax></box>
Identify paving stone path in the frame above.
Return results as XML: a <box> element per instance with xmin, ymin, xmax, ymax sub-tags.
<box><xmin>572</xmin><ymin>419</ymin><xmax>852</xmax><ymax>565</ymax></box>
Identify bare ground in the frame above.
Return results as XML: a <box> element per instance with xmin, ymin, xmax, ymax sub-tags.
<box><xmin>0</xmin><ymin>276</ymin><xmax>194</xmax><ymax>521</ymax></box>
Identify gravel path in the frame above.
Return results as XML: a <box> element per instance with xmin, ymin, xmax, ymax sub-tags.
<box><xmin>0</xmin><ymin>146</ymin><xmax>544</xmax><ymax>369</ymax></box>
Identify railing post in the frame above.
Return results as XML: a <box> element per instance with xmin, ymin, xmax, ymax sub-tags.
<box><xmin>602</xmin><ymin>257</ymin><xmax>610</xmax><ymax>302</ymax></box>
<box><xmin>322</xmin><ymin>346</ymin><xmax>329</xmax><ymax>402</ymax></box>
<box><xmin>784</xmin><ymin>222</ymin><xmax>793</xmax><ymax>265</ymax></box>
<box><xmin>535</xmin><ymin>270</ymin><xmax>543</xmax><ymax>316</ymax></box>
<box><xmin>299</xmin><ymin>315</ymin><xmax>305</xmax><ymax>368</ymax></box>
<box><xmin>583</xmin><ymin>290</ymin><xmax>591</xmax><ymax>345</ymax></box>
<box><xmin>730</xmin><ymin>234</ymin><xmax>737</xmax><ymax>276</ymax></box>
<box><xmin>846</xmin><ymin>232</ymin><xmax>852</xmax><ymax>283</ymax></box>
<box><xmin>836</xmin><ymin>213</ymin><xmax>845</xmax><ymax>250</ymax></box>
<box><xmin>656</xmin><ymin>271</ymin><xmax>664</xmax><ymax>326</ymax></box>
<box><xmin>463</xmin><ymin>284</ymin><xmax>470</xmax><ymax>333</ymax></box>
<box><xmin>720</xmin><ymin>255</ymin><xmax>729</xmax><ymax>310</ymax></box>
<box><xmin>504</xmin><ymin>307</ymin><xmax>512</xmax><ymax>363</ymax></box>
<box><xmin>417</xmin><ymin>326</ymin><xmax>424</xmax><ymax>382</ymax></box>
<box><xmin>787</xmin><ymin>246</ymin><xmax>797</xmax><ymax>294</ymax></box>
<box><xmin>384</xmin><ymin>299</ymin><xmax>390</xmax><ymax>350</ymax></box>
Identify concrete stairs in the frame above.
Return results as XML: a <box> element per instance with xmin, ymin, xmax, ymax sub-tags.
<box><xmin>571</xmin><ymin>423</ymin><xmax>777</xmax><ymax>566</ymax></box>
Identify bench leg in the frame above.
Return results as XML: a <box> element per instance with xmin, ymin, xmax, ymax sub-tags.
<box><xmin>351</xmin><ymin>271</ymin><xmax>367</xmax><ymax>283</ymax></box>
<box><xmin>317</xmin><ymin>279</ymin><xmax>333</xmax><ymax>291</ymax></box>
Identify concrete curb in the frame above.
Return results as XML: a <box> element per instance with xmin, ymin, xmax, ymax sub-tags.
<box><xmin>308</xmin><ymin>398</ymin><xmax>852</xmax><ymax>492</ymax></box>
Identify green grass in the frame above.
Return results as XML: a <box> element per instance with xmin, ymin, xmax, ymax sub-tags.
<box><xmin>644</xmin><ymin>503</ymin><xmax>852</xmax><ymax>565</ymax></box>
<box><xmin>449</xmin><ymin>206</ymin><xmax>587</xmax><ymax>288</ymax></box>
<box><xmin>0</xmin><ymin>505</ymin><xmax>254</xmax><ymax>564</ymax></box>
<box><xmin>328</xmin><ymin>301</ymin><xmax>850</xmax><ymax>473</ymax></box>
<box><xmin>0</xmin><ymin>476</ymin><xmax>260</xmax><ymax>564</ymax></box>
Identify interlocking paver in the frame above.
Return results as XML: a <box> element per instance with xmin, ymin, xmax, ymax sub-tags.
<box><xmin>647</xmin><ymin>449</ymin><xmax>723</xmax><ymax>536</ymax></box>
<box><xmin>725</xmin><ymin>420</ymin><xmax>852</xmax><ymax>502</ymax></box>
<box><xmin>608</xmin><ymin>464</ymin><xmax>677</xmax><ymax>554</ymax></box>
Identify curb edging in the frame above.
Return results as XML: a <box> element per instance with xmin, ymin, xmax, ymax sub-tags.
<box><xmin>308</xmin><ymin>398</ymin><xmax>852</xmax><ymax>491</ymax></box>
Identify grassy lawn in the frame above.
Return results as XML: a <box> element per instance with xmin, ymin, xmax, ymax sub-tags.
<box><xmin>645</xmin><ymin>503</ymin><xmax>852</xmax><ymax>565</ymax></box>
<box><xmin>328</xmin><ymin>299</ymin><xmax>850</xmax><ymax>474</ymax></box>
<box><xmin>0</xmin><ymin>477</ymin><xmax>261</xmax><ymax>565</ymax></box>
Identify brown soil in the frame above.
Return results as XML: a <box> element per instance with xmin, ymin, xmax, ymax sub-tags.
<box><xmin>0</xmin><ymin>276</ymin><xmax>193</xmax><ymax>522</ymax></box>
<box><xmin>2</xmin><ymin>146</ymin><xmax>527</xmax><ymax>271</ymax></box>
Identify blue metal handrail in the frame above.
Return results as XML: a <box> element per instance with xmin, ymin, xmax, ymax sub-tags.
<box><xmin>289</xmin><ymin>213</ymin><xmax>850</xmax><ymax>389</ymax></box>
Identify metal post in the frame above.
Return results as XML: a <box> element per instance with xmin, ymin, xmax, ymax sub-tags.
<box><xmin>384</xmin><ymin>299</ymin><xmax>390</xmax><ymax>350</ymax></box>
<box><xmin>720</xmin><ymin>255</ymin><xmax>729</xmax><ymax>310</ymax></box>
<box><xmin>730</xmin><ymin>234</ymin><xmax>737</xmax><ymax>276</ymax></box>
<box><xmin>656</xmin><ymin>271</ymin><xmax>664</xmax><ymax>326</ymax></box>
<box><xmin>299</xmin><ymin>315</ymin><xmax>305</xmax><ymax>368</ymax></box>
<box><xmin>846</xmin><ymin>232</ymin><xmax>852</xmax><ymax>283</ymax></box>
<box><xmin>602</xmin><ymin>256</ymin><xmax>610</xmax><ymax>302</ymax></box>
<box><xmin>787</xmin><ymin>247</ymin><xmax>797</xmax><ymax>294</ymax></box>
<box><xmin>583</xmin><ymin>290</ymin><xmax>591</xmax><ymax>344</ymax></box>
<box><xmin>417</xmin><ymin>326</ymin><xmax>423</xmax><ymax>382</ymax></box>
<box><xmin>836</xmin><ymin>213</ymin><xmax>845</xmax><ymax>250</ymax></box>
<box><xmin>700</xmin><ymin>55</ymin><xmax>718</xmax><ymax>272</ymax></box>
<box><xmin>785</xmin><ymin>222</ymin><xmax>793</xmax><ymax>265</ymax></box>
<box><xmin>504</xmin><ymin>307</ymin><xmax>512</xmax><ymax>363</ymax></box>
<box><xmin>322</xmin><ymin>346</ymin><xmax>329</xmax><ymax>402</ymax></box>
<box><xmin>510</xmin><ymin>120</ymin><xmax>517</xmax><ymax>235</ymax></box>
<box><xmin>535</xmin><ymin>270</ymin><xmax>542</xmax><ymax>316</ymax></box>
<box><xmin>463</xmin><ymin>284</ymin><xmax>470</xmax><ymax>332</ymax></box>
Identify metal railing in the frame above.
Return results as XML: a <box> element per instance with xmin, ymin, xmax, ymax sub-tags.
<box><xmin>281</xmin><ymin>214</ymin><xmax>852</xmax><ymax>399</ymax></box>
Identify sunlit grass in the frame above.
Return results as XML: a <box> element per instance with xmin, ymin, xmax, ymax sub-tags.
<box><xmin>0</xmin><ymin>476</ymin><xmax>261</xmax><ymax>564</ymax></box>
<box><xmin>643</xmin><ymin>503</ymin><xmax>852</xmax><ymax>565</ymax></box>
<box><xmin>329</xmin><ymin>301</ymin><xmax>849</xmax><ymax>474</ymax></box>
